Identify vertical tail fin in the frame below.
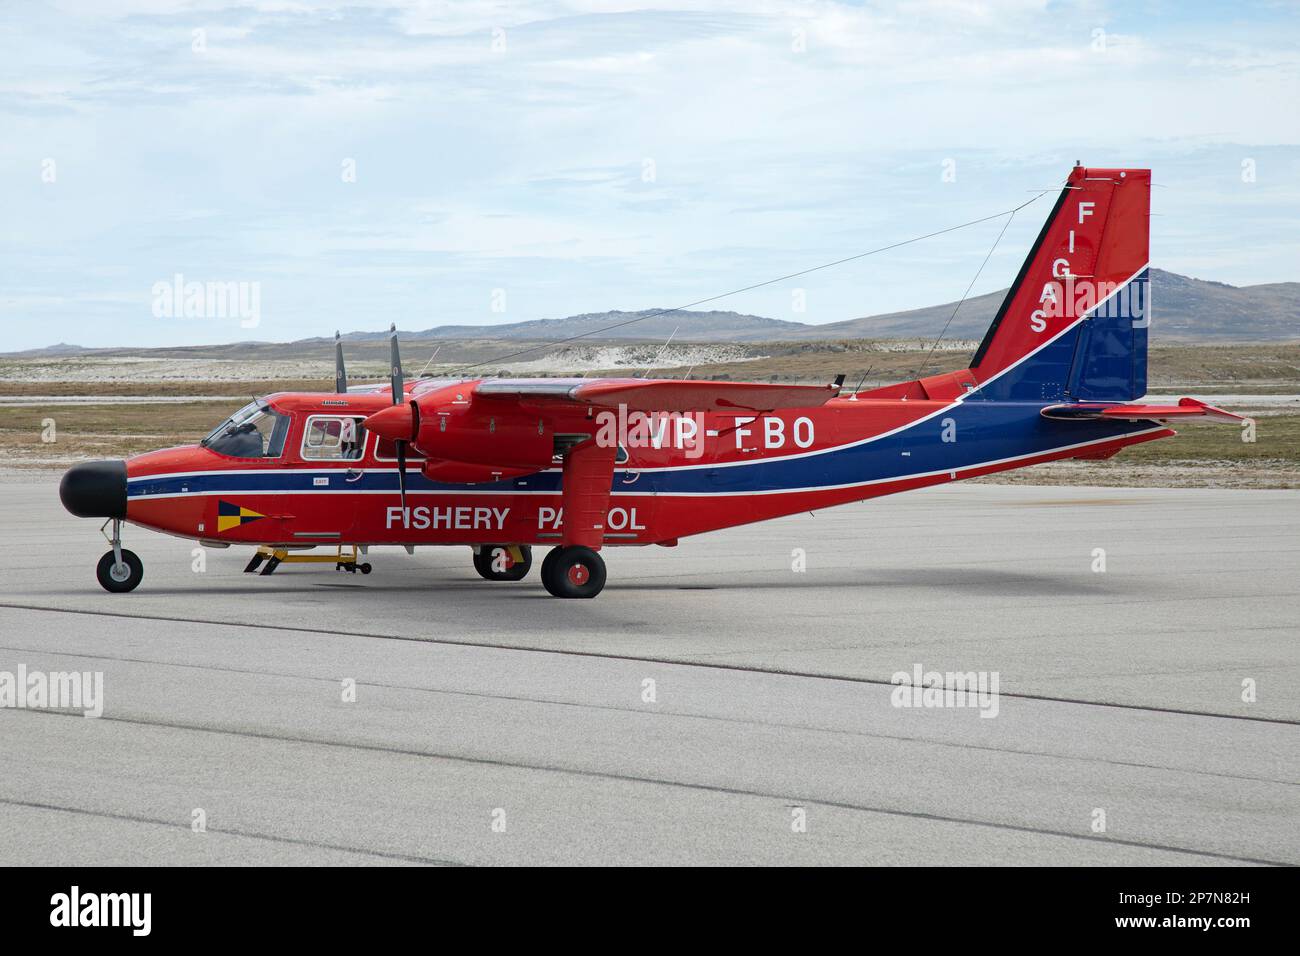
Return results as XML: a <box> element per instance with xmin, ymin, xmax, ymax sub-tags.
<box><xmin>969</xmin><ymin>165</ymin><xmax>1151</xmax><ymax>402</ymax></box>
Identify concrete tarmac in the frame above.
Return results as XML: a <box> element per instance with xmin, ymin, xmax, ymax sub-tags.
<box><xmin>0</xmin><ymin>475</ymin><xmax>1296</xmax><ymax>865</ymax></box>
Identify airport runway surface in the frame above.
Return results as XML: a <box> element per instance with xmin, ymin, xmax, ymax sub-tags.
<box><xmin>1</xmin><ymin>474</ymin><xmax>1296</xmax><ymax>865</ymax></box>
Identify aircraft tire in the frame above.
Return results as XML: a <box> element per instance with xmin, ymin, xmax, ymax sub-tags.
<box><xmin>96</xmin><ymin>549</ymin><xmax>143</xmax><ymax>593</ymax></box>
<box><xmin>541</xmin><ymin>546</ymin><xmax>605</xmax><ymax>599</ymax></box>
<box><xmin>473</xmin><ymin>545</ymin><xmax>532</xmax><ymax>581</ymax></box>
<box><xmin>540</xmin><ymin>545</ymin><xmax>559</xmax><ymax>584</ymax></box>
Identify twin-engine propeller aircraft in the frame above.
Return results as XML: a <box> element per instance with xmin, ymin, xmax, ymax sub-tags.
<box><xmin>61</xmin><ymin>165</ymin><xmax>1243</xmax><ymax>598</ymax></box>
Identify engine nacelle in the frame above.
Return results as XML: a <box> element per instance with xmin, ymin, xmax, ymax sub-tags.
<box><xmin>410</xmin><ymin>385</ymin><xmax>553</xmax><ymax>473</ymax></box>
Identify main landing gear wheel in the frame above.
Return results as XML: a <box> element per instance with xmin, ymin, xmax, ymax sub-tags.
<box><xmin>473</xmin><ymin>545</ymin><xmax>532</xmax><ymax>582</ymax></box>
<box><xmin>540</xmin><ymin>546</ymin><xmax>606</xmax><ymax>599</ymax></box>
<box><xmin>96</xmin><ymin>549</ymin><xmax>143</xmax><ymax>593</ymax></box>
<box><xmin>540</xmin><ymin>546</ymin><xmax>559</xmax><ymax>583</ymax></box>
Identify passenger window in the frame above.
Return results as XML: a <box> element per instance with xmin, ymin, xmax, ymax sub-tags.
<box><xmin>374</xmin><ymin>437</ymin><xmax>426</xmax><ymax>461</ymax></box>
<box><xmin>302</xmin><ymin>416</ymin><xmax>366</xmax><ymax>461</ymax></box>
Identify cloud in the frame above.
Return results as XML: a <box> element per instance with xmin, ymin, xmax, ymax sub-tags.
<box><xmin>1</xmin><ymin>0</ymin><xmax>1298</xmax><ymax>348</ymax></box>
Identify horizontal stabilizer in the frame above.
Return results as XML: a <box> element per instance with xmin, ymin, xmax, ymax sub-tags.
<box><xmin>1041</xmin><ymin>397</ymin><xmax>1245</xmax><ymax>424</ymax></box>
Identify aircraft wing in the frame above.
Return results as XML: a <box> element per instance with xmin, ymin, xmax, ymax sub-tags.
<box><xmin>1041</xmin><ymin>397</ymin><xmax>1245</xmax><ymax>424</ymax></box>
<box><xmin>473</xmin><ymin>378</ymin><xmax>839</xmax><ymax>412</ymax></box>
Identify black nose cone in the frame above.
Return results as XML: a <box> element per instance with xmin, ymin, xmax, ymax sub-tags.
<box><xmin>60</xmin><ymin>459</ymin><xmax>128</xmax><ymax>519</ymax></box>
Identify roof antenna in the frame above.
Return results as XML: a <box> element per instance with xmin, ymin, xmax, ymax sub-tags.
<box><xmin>848</xmin><ymin>367</ymin><xmax>871</xmax><ymax>401</ymax></box>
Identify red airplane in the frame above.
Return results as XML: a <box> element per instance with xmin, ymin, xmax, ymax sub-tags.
<box><xmin>60</xmin><ymin>166</ymin><xmax>1243</xmax><ymax>598</ymax></box>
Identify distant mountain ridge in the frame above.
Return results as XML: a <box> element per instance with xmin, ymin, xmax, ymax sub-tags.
<box><xmin>796</xmin><ymin>268</ymin><xmax>1300</xmax><ymax>343</ymax></box>
<box><xmin>330</xmin><ymin>309</ymin><xmax>808</xmax><ymax>344</ymax></box>
<box><xmin>6</xmin><ymin>269</ymin><xmax>1296</xmax><ymax>357</ymax></box>
<box><xmin>328</xmin><ymin>268</ymin><xmax>1299</xmax><ymax>344</ymax></box>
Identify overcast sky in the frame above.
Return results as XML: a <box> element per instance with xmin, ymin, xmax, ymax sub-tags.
<box><xmin>2</xmin><ymin>0</ymin><xmax>1298</xmax><ymax>349</ymax></box>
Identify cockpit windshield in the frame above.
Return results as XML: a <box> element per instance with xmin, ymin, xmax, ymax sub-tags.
<box><xmin>202</xmin><ymin>400</ymin><xmax>290</xmax><ymax>458</ymax></box>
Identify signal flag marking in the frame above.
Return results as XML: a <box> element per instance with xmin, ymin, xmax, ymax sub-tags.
<box><xmin>216</xmin><ymin>500</ymin><xmax>267</xmax><ymax>532</ymax></box>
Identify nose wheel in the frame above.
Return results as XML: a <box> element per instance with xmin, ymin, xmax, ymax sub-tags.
<box><xmin>540</xmin><ymin>546</ymin><xmax>606</xmax><ymax>599</ymax></box>
<box><xmin>96</xmin><ymin>518</ymin><xmax>143</xmax><ymax>592</ymax></box>
<box><xmin>97</xmin><ymin>550</ymin><xmax>143</xmax><ymax>592</ymax></box>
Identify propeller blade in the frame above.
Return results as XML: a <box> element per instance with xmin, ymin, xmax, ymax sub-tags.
<box><xmin>385</xmin><ymin>325</ymin><xmax>412</xmax><ymax>527</ymax></box>
<box><xmin>334</xmin><ymin>331</ymin><xmax>348</xmax><ymax>394</ymax></box>
<box><xmin>389</xmin><ymin>323</ymin><xmax>404</xmax><ymax>405</ymax></box>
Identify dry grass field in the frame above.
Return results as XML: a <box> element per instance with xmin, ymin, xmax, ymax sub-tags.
<box><xmin>2</xmin><ymin>342</ymin><xmax>1295</xmax><ymax>486</ymax></box>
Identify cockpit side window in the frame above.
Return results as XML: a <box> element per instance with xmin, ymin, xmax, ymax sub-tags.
<box><xmin>202</xmin><ymin>401</ymin><xmax>290</xmax><ymax>459</ymax></box>
<box><xmin>266</xmin><ymin>413</ymin><xmax>290</xmax><ymax>457</ymax></box>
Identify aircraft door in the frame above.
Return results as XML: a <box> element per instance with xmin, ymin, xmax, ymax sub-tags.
<box><xmin>296</xmin><ymin>414</ymin><xmax>367</xmax><ymax>540</ymax></box>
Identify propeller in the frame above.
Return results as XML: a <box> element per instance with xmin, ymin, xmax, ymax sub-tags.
<box><xmin>334</xmin><ymin>331</ymin><xmax>347</xmax><ymax>394</ymax></box>
<box><xmin>361</xmin><ymin>325</ymin><xmax>421</xmax><ymax>526</ymax></box>
<box><xmin>390</xmin><ymin>324</ymin><xmax>408</xmax><ymax>521</ymax></box>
